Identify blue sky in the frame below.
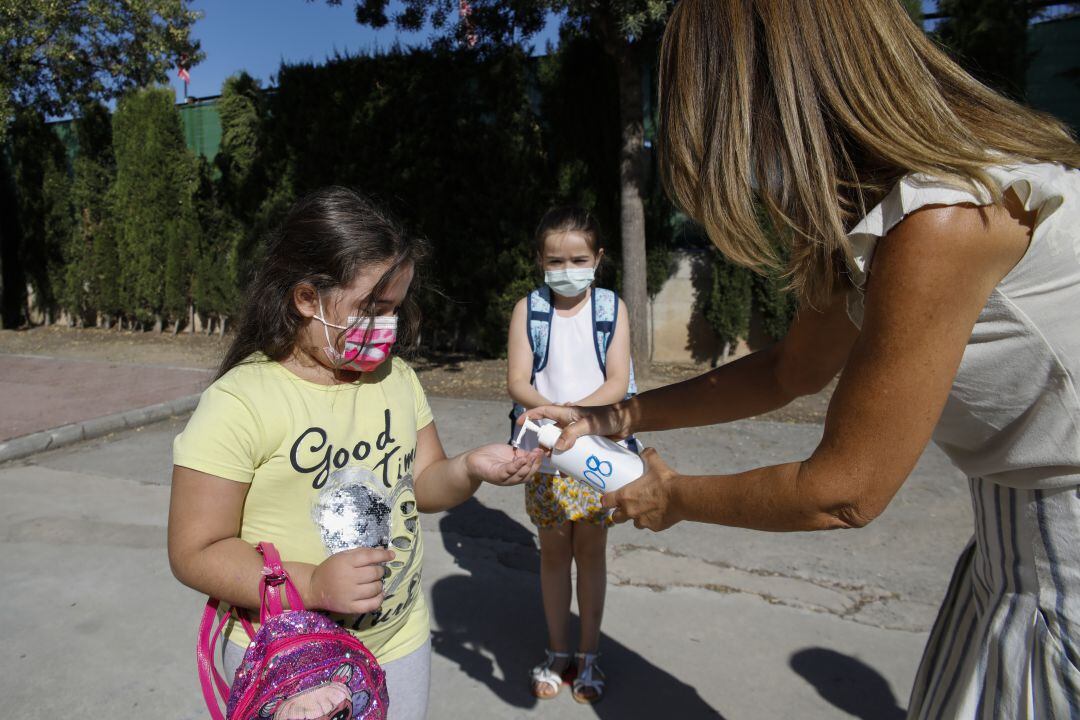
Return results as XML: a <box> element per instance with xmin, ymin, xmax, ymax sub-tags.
<box><xmin>168</xmin><ymin>0</ymin><xmax>562</xmax><ymax>100</ymax></box>
<box><xmin>167</xmin><ymin>0</ymin><xmax>1074</xmax><ymax>102</ymax></box>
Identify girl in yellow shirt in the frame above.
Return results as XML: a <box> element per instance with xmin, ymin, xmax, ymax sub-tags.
<box><xmin>169</xmin><ymin>187</ymin><xmax>543</xmax><ymax>720</ymax></box>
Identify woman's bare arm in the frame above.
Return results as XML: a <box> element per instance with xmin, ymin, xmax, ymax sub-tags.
<box><xmin>575</xmin><ymin>298</ymin><xmax>633</xmax><ymax>407</ymax></box>
<box><xmin>605</xmin><ymin>200</ymin><xmax>1033</xmax><ymax>532</ymax></box>
<box><xmin>507</xmin><ymin>297</ymin><xmax>551</xmax><ymax>409</ymax></box>
<box><xmin>523</xmin><ymin>286</ymin><xmax>859</xmax><ymax>446</ymax></box>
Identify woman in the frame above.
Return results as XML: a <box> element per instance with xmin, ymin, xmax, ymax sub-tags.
<box><xmin>524</xmin><ymin>1</ymin><xmax>1080</xmax><ymax>718</ymax></box>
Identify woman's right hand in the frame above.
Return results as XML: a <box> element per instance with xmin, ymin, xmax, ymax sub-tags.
<box><xmin>308</xmin><ymin>548</ymin><xmax>395</xmax><ymax>615</ymax></box>
<box><xmin>521</xmin><ymin>402</ymin><xmax>631</xmax><ymax>450</ymax></box>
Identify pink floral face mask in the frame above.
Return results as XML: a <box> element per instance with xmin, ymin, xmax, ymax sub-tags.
<box><xmin>315</xmin><ymin>297</ymin><xmax>398</xmax><ymax>372</ymax></box>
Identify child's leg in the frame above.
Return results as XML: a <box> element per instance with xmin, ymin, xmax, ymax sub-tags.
<box><xmin>381</xmin><ymin>638</ymin><xmax>432</xmax><ymax>720</ymax></box>
<box><xmin>572</xmin><ymin>521</ymin><xmax>608</xmax><ymax>653</ymax></box>
<box><xmin>538</xmin><ymin>523</ymin><xmax>575</xmax><ymax>653</ymax></box>
<box><xmin>222</xmin><ymin>639</ymin><xmax>245</xmax><ymax>684</ymax></box>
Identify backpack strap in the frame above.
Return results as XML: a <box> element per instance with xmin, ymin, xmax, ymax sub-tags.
<box><xmin>528</xmin><ymin>286</ymin><xmax>554</xmax><ymax>375</ymax></box>
<box><xmin>198</xmin><ymin>598</ymin><xmax>230</xmax><ymax>720</ymax></box>
<box><xmin>257</xmin><ymin>541</ymin><xmax>304</xmax><ymax>624</ymax></box>
<box><xmin>592</xmin><ymin>288</ymin><xmax>615</xmax><ymax>378</ymax></box>
<box><xmin>197</xmin><ymin>543</ymin><xmax>301</xmax><ymax>720</ymax></box>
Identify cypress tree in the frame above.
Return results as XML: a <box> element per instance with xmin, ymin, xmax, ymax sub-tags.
<box><xmin>936</xmin><ymin>0</ymin><xmax>1031</xmax><ymax>98</ymax></box>
<box><xmin>111</xmin><ymin>87</ymin><xmax>197</xmax><ymax>330</ymax></box>
<box><xmin>750</xmin><ymin>209</ymin><xmax>797</xmax><ymax>342</ymax></box>
<box><xmin>703</xmin><ymin>252</ymin><xmax>753</xmax><ymax>364</ymax></box>
<box><xmin>192</xmin><ymin>156</ymin><xmax>239</xmax><ymax>334</ymax></box>
<box><xmin>65</xmin><ymin>102</ymin><xmax>115</xmax><ymax>326</ymax></box>
<box><xmin>5</xmin><ymin>111</ymin><xmax>70</xmax><ymax>325</ymax></box>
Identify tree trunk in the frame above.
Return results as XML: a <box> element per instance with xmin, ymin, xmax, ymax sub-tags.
<box><xmin>722</xmin><ymin>340</ymin><xmax>732</xmax><ymax>365</ymax></box>
<box><xmin>219</xmin><ymin>316</ymin><xmax>227</xmax><ymax>337</ymax></box>
<box><xmin>172</xmin><ymin>319</ymin><xmax>181</xmax><ymax>336</ymax></box>
<box><xmin>0</xmin><ymin>189</ymin><xmax>28</xmax><ymax>329</ymax></box>
<box><xmin>153</xmin><ymin>313</ymin><xmax>163</xmax><ymax>333</ymax></box>
<box><xmin>615</xmin><ymin>40</ymin><xmax>651</xmax><ymax>380</ymax></box>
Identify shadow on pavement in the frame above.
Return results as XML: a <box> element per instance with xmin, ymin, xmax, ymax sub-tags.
<box><xmin>789</xmin><ymin>647</ymin><xmax>906</xmax><ymax>720</ymax></box>
<box><xmin>429</xmin><ymin>497</ymin><xmax>724</xmax><ymax>718</ymax></box>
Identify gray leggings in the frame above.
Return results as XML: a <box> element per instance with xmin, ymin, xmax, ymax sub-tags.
<box><xmin>224</xmin><ymin>638</ymin><xmax>431</xmax><ymax>720</ymax></box>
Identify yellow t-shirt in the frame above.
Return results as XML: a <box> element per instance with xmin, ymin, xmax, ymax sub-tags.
<box><xmin>172</xmin><ymin>354</ymin><xmax>433</xmax><ymax>664</ymax></box>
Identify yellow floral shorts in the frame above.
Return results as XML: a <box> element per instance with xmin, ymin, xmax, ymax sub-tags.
<box><xmin>525</xmin><ymin>471</ymin><xmax>614</xmax><ymax>528</ymax></box>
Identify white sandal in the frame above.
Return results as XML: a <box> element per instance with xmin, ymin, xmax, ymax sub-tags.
<box><xmin>530</xmin><ymin>650</ymin><xmax>571</xmax><ymax>699</ymax></box>
<box><xmin>572</xmin><ymin>651</ymin><xmax>606</xmax><ymax>704</ymax></box>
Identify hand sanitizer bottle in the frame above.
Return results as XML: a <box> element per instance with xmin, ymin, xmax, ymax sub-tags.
<box><xmin>514</xmin><ymin>419</ymin><xmax>644</xmax><ymax>494</ymax></box>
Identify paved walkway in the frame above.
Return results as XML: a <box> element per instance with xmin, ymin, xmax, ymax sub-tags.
<box><xmin>0</xmin><ymin>354</ymin><xmax>212</xmax><ymax>441</ymax></box>
<box><xmin>0</xmin><ymin>396</ymin><xmax>975</xmax><ymax>719</ymax></box>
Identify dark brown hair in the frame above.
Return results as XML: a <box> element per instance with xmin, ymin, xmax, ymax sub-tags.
<box><xmin>218</xmin><ymin>186</ymin><xmax>428</xmax><ymax>379</ymax></box>
<box><xmin>533</xmin><ymin>205</ymin><xmax>604</xmax><ymax>258</ymax></box>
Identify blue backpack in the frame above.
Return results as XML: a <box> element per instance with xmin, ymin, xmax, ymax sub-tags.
<box><xmin>509</xmin><ymin>286</ymin><xmax>638</xmax><ymax>450</ymax></box>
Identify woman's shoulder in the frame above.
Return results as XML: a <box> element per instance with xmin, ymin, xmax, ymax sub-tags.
<box><xmin>847</xmin><ymin>161</ymin><xmax>1077</xmax><ymax>287</ymax></box>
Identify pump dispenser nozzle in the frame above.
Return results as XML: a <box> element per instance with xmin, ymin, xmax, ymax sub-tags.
<box><xmin>514</xmin><ymin>418</ymin><xmax>562</xmax><ymax>450</ymax></box>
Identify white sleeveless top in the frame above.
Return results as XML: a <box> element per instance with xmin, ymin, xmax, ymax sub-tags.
<box><xmin>845</xmin><ymin>162</ymin><xmax>1080</xmax><ymax>490</ymax></box>
<box><xmin>534</xmin><ymin>294</ymin><xmax>606</xmax><ymax>405</ymax></box>
<box><xmin>527</xmin><ymin>294</ymin><xmax>606</xmax><ymax>473</ymax></box>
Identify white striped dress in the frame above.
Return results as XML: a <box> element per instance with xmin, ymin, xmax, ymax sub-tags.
<box><xmin>847</xmin><ymin>162</ymin><xmax>1080</xmax><ymax>719</ymax></box>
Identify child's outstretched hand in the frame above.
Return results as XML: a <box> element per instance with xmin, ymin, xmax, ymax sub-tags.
<box><xmin>465</xmin><ymin>444</ymin><xmax>544</xmax><ymax>487</ymax></box>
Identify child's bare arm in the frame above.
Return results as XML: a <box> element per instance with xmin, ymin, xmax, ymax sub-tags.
<box><xmin>575</xmin><ymin>297</ymin><xmax>632</xmax><ymax>407</ymax></box>
<box><xmin>507</xmin><ymin>297</ymin><xmax>551</xmax><ymax>409</ymax></box>
<box><xmin>412</xmin><ymin>423</ymin><xmax>543</xmax><ymax>513</ymax></box>
<box><xmin>167</xmin><ymin>466</ymin><xmax>389</xmax><ymax>614</ymax></box>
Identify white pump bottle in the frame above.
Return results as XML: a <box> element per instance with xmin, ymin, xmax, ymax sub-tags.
<box><xmin>514</xmin><ymin>418</ymin><xmax>645</xmax><ymax>494</ymax></box>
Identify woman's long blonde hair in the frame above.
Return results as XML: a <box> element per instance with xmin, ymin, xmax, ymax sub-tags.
<box><xmin>658</xmin><ymin>0</ymin><xmax>1080</xmax><ymax>303</ymax></box>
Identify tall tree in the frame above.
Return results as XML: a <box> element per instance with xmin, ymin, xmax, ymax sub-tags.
<box><xmin>0</xmin><ymin>0</ymin><xmax>201</xmax><ymax>326</ymax></box>
<box><xmin>111</xmin><ymin>87</ymin><xmax>198</xmax><ymax>330</ymax></box>
<box><xmin>935</xmin><ymin>0</ymin><xmax>1032</xmax><ymax>98</ymax></box>
<box><xmin>0</xmin><ymin>0</ymin><xmax>202</xmax><ymax>141</ymax></box>
<box><xmin>3</xmin><ymin>111</ymin><xmax>70</xmax><ymax>326</ymax></box>
<box><xmin>702</xmin><ymin>252</ymin><xmax>752</xmax><ymax>365</ymax></box>
<box><xmin>65</xmin><ymin>102</ymin><xmax>116</xmax><ymax>326</ymax></box>
<box><xmin>901</xmin><ymin>0</ymin><xmax>923</xmax><ymax>23</ymax></box>
<box><xmin>214</xmin><ymin>72</ymin><xmax>265</xmax><ymax>295</ymax></box>
<box><xmin>258</xmin><ymin>47</ymin><xmax>549</xmax><ymax>354</ymax></box>
<box><xmin>328</xmin><ymin>0</ymin><xmax>674</xmax><ymax>376</ymax></box>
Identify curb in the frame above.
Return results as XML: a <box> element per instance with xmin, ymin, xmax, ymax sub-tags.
<box><xmin>0</xmin><ymin>394</ymin><xmax>200</xmax><ymax>465</ymax></box>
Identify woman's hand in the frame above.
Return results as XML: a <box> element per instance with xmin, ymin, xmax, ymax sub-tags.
<box><xmin>520</xmin><ymin>402</ymin><xmax>631</xmax><ymax>450</ymax></box>
<box><xmin>309</xmin><ymin>548</ymin><xmax>395</xmax><ymax>614</ymax></box>
<box><xmin>600</xmin><ymin>448</ymin><xmax>684</xmax><ymax>532</ymax></box>
<box><xmin>465</xmin><ymin>444</ymin><xmax>544</xmax><ymax>487</ymax></box>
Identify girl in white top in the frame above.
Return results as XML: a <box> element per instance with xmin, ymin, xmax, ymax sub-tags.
<box><xmin>525</xmin><ymin>2</ymin><xmax>1080</xmax><ymax>718</ymax></box>
<box><xmin>507</xmin><ymin>206</ymin><xmax>633</xmax><ymax>704</ymax></box>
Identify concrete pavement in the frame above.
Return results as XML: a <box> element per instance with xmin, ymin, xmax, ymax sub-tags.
<box><xmin>0</xmin><ymin>397</ymin><xmax>973</xmax><ymax>719</ymax></box>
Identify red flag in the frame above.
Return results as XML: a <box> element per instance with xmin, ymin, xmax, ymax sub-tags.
<box><xmin>177</xmin><ymin>53</ymin><xmax>191</xmax><ymax>83</ymax></box>
<box><xmin>459</xmin><ymin>0</ymin><xmax>478</xmax><ymax>47</ymax></box>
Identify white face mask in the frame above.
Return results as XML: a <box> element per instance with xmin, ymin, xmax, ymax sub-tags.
<box><xmin>545</xmin><ymin>267</ymin><xmax>595</xmax><ymax>297</ymax></box>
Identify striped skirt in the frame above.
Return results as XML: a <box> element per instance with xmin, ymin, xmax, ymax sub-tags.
<box><xmin>908</xmin><ymin>477</ymin><xmax>1080</xmax><ymax>719</ymax></box>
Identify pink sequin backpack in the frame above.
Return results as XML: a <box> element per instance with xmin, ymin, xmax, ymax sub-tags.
<box><xmin>197</xmin><ymin>542</ymin><xmax>389</xmax><ymax>720</ymax></box>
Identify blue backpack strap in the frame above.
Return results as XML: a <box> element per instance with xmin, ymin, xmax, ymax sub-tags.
<box><xmin>592</xmin><ymin>288</ymin><xmax>614</xmax><ymax>378</ymax></box>
<box><xmin>528</xmin><ymin>286</ymin><xmax>553</xmax><ymax>375</ymax></box>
